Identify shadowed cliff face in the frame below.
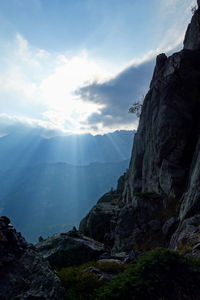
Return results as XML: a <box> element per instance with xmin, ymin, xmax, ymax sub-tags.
<box><xmin>124</xmin><ymin>31</ymin><xmax>200</xmax><ymax>202</ymax></box>
<box><xmin>80</xmin><ymin>2</ymin><xmax>200</xmax><ymax>254</ymax></box>
<box><xmin>123</xmin><ymin>3</ymin><xmax>200</xmax><ymax>203</ymax></box>
<box><xmin>121</xmin><ymin>2</ymin><xmax>200</xmax><ymax>252</ymax></box>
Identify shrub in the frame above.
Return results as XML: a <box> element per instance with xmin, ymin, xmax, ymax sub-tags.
<box><xmin>97</xmin><ymin>260</ymin><xmax>127</xmax><ymax>274</ymax></box>
<box><xmin>96</xmin><ymin>248</ymin><xmax>200</xmax><ymax>300</ymax></box>
<box><xmin>58</xmin><ymin>260</ymin><xmax>126</xmax><ymax>300</ymax></box>
<box><xmin>58</xmin><ymin>262</ymin><xmax>101</xmax><ymax>300</ymax></box>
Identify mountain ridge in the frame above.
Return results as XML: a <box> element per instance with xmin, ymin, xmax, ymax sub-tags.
<box><xmin>2</xmin><ymin>3</ymin><xmax>200</xmax><ymax>299</ymax></box>
<box><xmin>0</xmin><ymin>130</ymin><xmax>134</xmax><ymax>171</ymax></box>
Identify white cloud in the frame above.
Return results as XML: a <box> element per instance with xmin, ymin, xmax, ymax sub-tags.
<box><xmin>0</xmin><ymin>0</ymin><xmax>196</xmax><ymax>135</ymax></box>
<box><xmin>0</xmin><ymin>34</ymin><xmax>112</xmax><ymax>133</ymax></box>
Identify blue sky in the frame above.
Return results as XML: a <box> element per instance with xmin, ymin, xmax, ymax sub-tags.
<box><xmin>0</xmin><ymin>0</ymin><xmax>196</xmax><ymax>136</ymax></box>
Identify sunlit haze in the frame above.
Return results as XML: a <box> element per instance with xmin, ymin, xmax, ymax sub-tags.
<box><xmin>0</xmin><ymin>0</ymin><xmax>195</xmax><ymax>136</ymax></box>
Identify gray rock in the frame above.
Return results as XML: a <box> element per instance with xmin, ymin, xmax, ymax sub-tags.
<box><xmin>79</xmin><ymin>1</ymin><xmax>200</xmax><ymax>254</ymax></box>
<box><xmin>123</xmin><ymin>48</ymin><xmax>200</xmax><ymax>202</ymax></box>
<box><xmin>162</xmin><ymin>217</ymin><xmax>177</xmax><ymax>236</ymax></box>
<box><xmin>36</xmin><ymin>231</ymin><xmax>105</xmax><ymax>269</ymax></box>
<box><xmin>119</xmin><ymin>1</ymin><xmax>200</xmax><ymax>252</ymax></box>
<box><xmin>148</xmin><ymin>220</ymin><xmax>162</xmax><ymax>231</ymax></box>
<box><xmin>98</xmin><ymin>258</ymin><xmax>122</xmax><ymax>264</ymax></box>
<box><xmin>83</xmin><ymin>265</ymin><xmax>116</xmax><ymax>281</ymax></box>
<box><xmin>179</xmin><ymin>138</ymin><xmax>200</xmax><ymax>221</ymax></box>
<box><xmin>0</xmin><ymin>216</ymin><xmax>64</xmax><ymax>300</ymax></box>
<box><xmin>112</xmin><ymin>195</ymin><xmax>176</xmax><ymax>252</ymax></box>
<box><xmin>79</xmin><ymin>195</ymin><xmax>118</xmax><ymax>243</ymax></box>
<box><xmin>184</xmin><ymin>5</ymin><xmax>200</xmax><ymax>50</ymax></box>
<box><xmin>170</xmin><ymin>215</ymin><xmax>200</xmax><ymax>251</ymax></box>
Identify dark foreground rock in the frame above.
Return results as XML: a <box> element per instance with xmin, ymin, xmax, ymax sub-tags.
<box><xmin>0</xmin><ymin>216</ymin><xmax>64</xmax><ymax>300</ymax></box>
<box><xmin>36</xmin><ymin>230</ymin><xmax>105</xmax><ymax>269</ymax></box>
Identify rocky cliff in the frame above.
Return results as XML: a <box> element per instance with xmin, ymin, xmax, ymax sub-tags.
<box><xmin>80</xmin><ymin>2</ymin><xmax>200</xmax><ymax>255</ymax></box>
<box><xmin>2</xmin><ymin>3</ymin><xmax>200</xmax><ymax>298</ymax></box>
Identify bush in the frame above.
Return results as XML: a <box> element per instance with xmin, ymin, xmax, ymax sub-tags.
<box><xmin>96</xmin><ymin>248</ymin><xmax>200</xmax><ymax>300</ymax></box>
<box><xmin>58</xmin><ymin>260</ymin><xmax>126</xmax><ymax>300</ymax></box>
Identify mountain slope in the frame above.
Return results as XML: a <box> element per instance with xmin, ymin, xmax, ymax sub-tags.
<box><xmin>0</xmin><ymin>160</ymin><xmax>129</xmax><ymax>243</ymax></box>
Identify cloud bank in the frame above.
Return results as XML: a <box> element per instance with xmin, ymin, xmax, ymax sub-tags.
<box><xmin>0</xmin><ymin>0</ymin><xmax>195</xmax><ymax>136</ymax></box>
<box><xmin>76</xmin><ymin>58</ymin><xmax>155</xmax><ymax>132</ymax></box>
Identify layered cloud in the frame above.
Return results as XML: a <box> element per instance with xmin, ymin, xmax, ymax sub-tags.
<box><xmin>76</xmin><ymin>58</ymin><xmax>155</xmax><ymax>132</ymax></box>
<box><xmin>0</xmin><ymin>0</ymin><xmax>196</xmax><ymax>136</ymax></box>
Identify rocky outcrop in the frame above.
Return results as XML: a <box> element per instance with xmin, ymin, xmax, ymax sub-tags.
<box><xmin>119</xmin><ymin>1</ymin><xmax>200</xmax><ymax>252</ymax></box>
<box><xmin>184</xmin><ymin>4</ymin><xmax>200</xmax><ymax>50</ymax></box>
<box><xmin>79</xmin><ymin>1</ymin><xmax>200</xmax><ymax>254</ymax></box>
<box><xmin>0</xmin><ymin>216</ymin><xmax>64</xmax><ymax>300</ymax></box>
<box><xmin>124</xmin><ymin>47</ymin><xmax>200</xmax><ymax>201</ymax></box>
<box><xmin>79</xmin><ymin>174</ymin><xmax>125</xmax><ymax>245</ymax></box>
<box><xmin>36</xmin><ymin>230</ymin><xmax>105</xmax><ymax>269</ymax></box>
<box><xmin>112</xmin><ymin>194</ymin><xmax>179</xmax><ymax>252</ymax></box>
<box><xmin>79</xmin><ymin>191</ymin><xmax>119</xmax><ymax>244</ymax></box>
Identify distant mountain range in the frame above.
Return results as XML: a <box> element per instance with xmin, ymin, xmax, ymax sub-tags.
<box><xmin>0</xmin><ymin>130</ymin><xmax>134</xmax><ymax>242</ymax></box>
<box><xmin>0</xmin><ymin>130</ymin><xmax>134</xmax><ymax>171</ymax></box>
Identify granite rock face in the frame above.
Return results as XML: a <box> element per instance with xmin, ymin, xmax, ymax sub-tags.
<box><xmin>36</xmin><ymin>230</ymin><xmax>105</xmax><ymax>269</ymax></box>
<box><xmin>79</xmin><ymin>174</ymin><xmax>125</xmax><ymax>245</ymax></box>
<box><xmin>184</xmin><ymin>4</ymin><xmax>200</xmax><ymax>51</ymax></box>
<box><xmin>121</xmin><ymin>2</ymin><xmax>200</xmax><ymax>251</ymax></box>
<box><xmin>112</xmin><ymin>194</ymin><xmax>179</xmax><ymax>252</ymax></box>
<box><xmin>80</xmin><ymin>1</ymin><xmax>200</xmax><ymax>253</ymax></box>
<box><xmin>79</xmin><ymin>190</ymin><xmax>120</xmax><ymax>244</ymax></box>
<box><xmin>123</xmin><ymin>47</ymin><xmax>200</xmax><ymax>201</ymax></box>
<box><xmin>0</xmin><ymin>216</ymin><xmax>64</xmax><ymax>300</ymax></box>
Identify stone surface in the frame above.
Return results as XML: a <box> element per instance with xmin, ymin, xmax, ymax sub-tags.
<box><xmin>162</xmin><ymin>217</ymin><xmax>177</xmax><ymax>237</ymax></box>
<box><xmin>83</xmin><ymin>266</ymin><xmax>115</xmax><ymax>281</ymax></box>
<box><xmin>36</xmin><ymin>231</ymin><xmax>105</xmax><ymax>269</ymax></box>
<box><xmin>123</xmin><ymin>48</ymin><xmax>200</xmax><ymax>202</ymax></box>
<box><xmin>79</xmin><ymin>190</ymin><xmax>120</xmax><ymax>244</ymax></box>
<box><xmin>0</xmin><ymin>216</ymin><xmax>64</xmax><ymax>300</ymax></box>
<box><xmin>120</xmin><ymin>1</ymin><xmax>200</xmax><ymax>251</ymax></box>
<box><xmin>184</xmin><ymin>6</ymin><xmax>200</xmax><ymax>50</ymax></box>
<box><xmin>170</xmin><ymin>215</ymin><xmax>200</xmax><ymax>254</ymax></box>
<box><xmin>79</xmin><ymin>1</ymin><xmax>200</xmax><ymax>253</ymax></box>
<box><xmin>112</xmin><ymin>194</ymin><xmax>179</xmax><ymax>252</ymax></box>
<box><xmin>179</xmin><ymin>138</ymin><xmax>200</xmax><ymax>221</ymax></box>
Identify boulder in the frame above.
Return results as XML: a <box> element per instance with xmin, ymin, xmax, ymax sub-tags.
<box><xmin>0</xmin><ymin>216</ymin><xmax>64</xmax><ymax>300</ymax></box>
<box><xmin>36</xmin><ymin>231</ymin><xmax>105</xmax><ymax>269</ymax></box>
<box><xmin>79</xmin><ymin>190</ymin><xmax>119</xmax><ymax>244</ymax></box>
<box><xmin>170</xmin><ymin>215</ymin><xmax>200</xmax><ymax>253</ymax></box>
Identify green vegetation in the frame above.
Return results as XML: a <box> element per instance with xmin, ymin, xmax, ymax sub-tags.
<box><xmin>110</xmin><ymin>197</ymin><xmax>121</xmax><ymax>205</ymax></box>
<box><xmin>58</xmin><ymin>248</ymin><xmax>200</xmax><ymax>300</ymax></box>
<box><xmin>58</xmin><ymin>260</ymin><xmax>126</xmax><ymax>300</ymax></box>
<box><xmin>96</xmin><ymin>248</ymin><xmax>200</xmax><ymax>300</ymax></box>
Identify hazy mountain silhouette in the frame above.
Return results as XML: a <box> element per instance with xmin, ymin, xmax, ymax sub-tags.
<box><xmin>0</xmin><ymin>130</ymin><xmax>134</xmax><ymax>242</ymax></box>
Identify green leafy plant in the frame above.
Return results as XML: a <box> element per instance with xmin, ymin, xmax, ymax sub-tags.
<box><xmin>58</xmin><ymin>260</ymin><xmax>126</xmax><ymax>300</ymax></box>
<box><xmin>96</xmin><ymin>248</ymin><xmax>200</xmax><ymax>300</ymax></box>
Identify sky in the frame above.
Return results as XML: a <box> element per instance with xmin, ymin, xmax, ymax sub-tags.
<box><xmin>0</xmin><ymin>0</ymin><xmax>196</xmax><ymax>136</ymax></box>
